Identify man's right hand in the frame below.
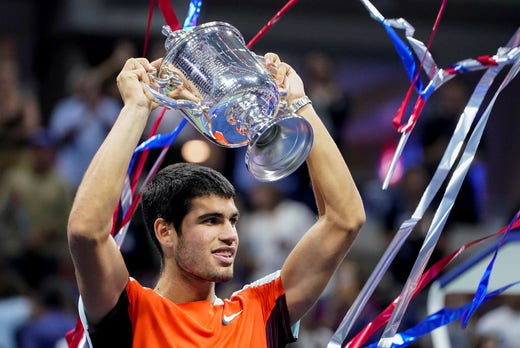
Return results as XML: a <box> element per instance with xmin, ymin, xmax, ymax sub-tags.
<box><xmin>117</xmin><ymin>58</ymin><xmax>160</xmax><ymax>112</ymax></box>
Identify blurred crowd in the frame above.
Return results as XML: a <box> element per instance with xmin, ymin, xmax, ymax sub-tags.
<box><xmin>0</xmin><ymin>32</ymin><xmax>518</xmax><ymax>348</ymax></box>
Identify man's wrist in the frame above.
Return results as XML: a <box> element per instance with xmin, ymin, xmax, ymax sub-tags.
<box><xmin>289</xmin><ymin>95</ymin><xmax>312</xmax><ymax>113</ymax></box>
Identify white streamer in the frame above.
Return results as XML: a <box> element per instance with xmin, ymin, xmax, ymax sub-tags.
<box><xmin>328</xmin><ymin>28</ymin><xmax>520</xmax><ymax>348</ymax></box>
<box><xmin>378</xmin><ymin>47</ymin><xmax>520</xmax><ymax>348</ymax></box>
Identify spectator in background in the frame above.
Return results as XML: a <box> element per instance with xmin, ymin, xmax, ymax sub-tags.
<box><xmin>303</xmin><ymin>51</ymin><xmax>350</xmax><ymax>144</ymax></box>
<box><xmin>17</xmin><ymin>277</ymin><xmax>77</xmax><ymax>348</ymax></box>
<box><xmin>0</xmin><ymin>128</ymin><xmax>74</xmax><ymax>290</ymax></box>
<box><xmin>473</xmin><ymin>334</ymin><xmax>500</xmax><ymax>348</ymax></box>
<box><xmin>475</xmin><ymin>296</ymin><xmax>520</xmax><ymax>348</ymax></box>
<box><xmin>0</xmin><ymin>263</ymin><xmax>33</xmax><ymax>348</ymax></box>
<box><xmin>238</xmin><ymin>183</ymin><xmax>317</xmax><ymax>282</ymax></box>
<box><xmin>0</xmin><ymin>49</ymin><xmax>41</xmax><ymax>177</ymax></box>
<box><xmin>48</xmin><ymin>41</ymin><xmax>135</xmax><ymax>189</ymax></box>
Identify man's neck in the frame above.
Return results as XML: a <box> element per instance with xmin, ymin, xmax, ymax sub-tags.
<box><xmin>154</xmin><ymin>271</ymin><xmax>216</xmax><ymax>304</ymax></box>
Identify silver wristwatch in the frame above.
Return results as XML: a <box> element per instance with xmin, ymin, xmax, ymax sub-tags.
<box><xmin>289</xmin><ymin>95</ymin><xmax>312</xmax><ymax>113</ymax></box>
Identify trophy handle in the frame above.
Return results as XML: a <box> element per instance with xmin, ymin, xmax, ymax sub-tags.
<box><xmin>144</xmin><ymin>70</ymin><xmax>203</xmax><ymax>117</ymax></box>
<box><xmin>253</xmin><ymin>54</ymin><xmax>289</xmax><ymax>110</ymax></box>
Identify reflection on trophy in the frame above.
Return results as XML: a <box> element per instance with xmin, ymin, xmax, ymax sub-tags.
<box><xmin>145</xmin><ymin>21</ymin><xmax>313</xmax><ymax>182</ymax></box>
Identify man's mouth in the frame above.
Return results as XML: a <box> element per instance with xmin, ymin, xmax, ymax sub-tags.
<box><xmin>212</xmin><ymin>247</ymin><xmax>235</xmax><ymax>266</ymax></box>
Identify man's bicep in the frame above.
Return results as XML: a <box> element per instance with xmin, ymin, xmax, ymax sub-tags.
<box><xmin>70</xmin><ymin>234</ymin><xmax>129</xmax><ymax>325</ymax></box>
<box><xmin>282</xmin><ymin>220</ymin><xmax>348</xmax><ymax>322</ymax></box>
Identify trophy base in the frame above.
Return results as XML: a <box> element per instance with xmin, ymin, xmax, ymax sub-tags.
<box><xmin>246</xmin><ymin>112</ymin><xmax>314</xmax><ymax>182</ymax></box>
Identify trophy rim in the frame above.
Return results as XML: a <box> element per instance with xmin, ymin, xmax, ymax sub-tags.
<box><xmin>164</xmin><ymin>21</ymin><xmax>245</xmax><ymax>50</ymax></box>
<box><xmin>245</xmin><ymin>112</ymin><xmax>314</xmax><ymax>182</ymax></box>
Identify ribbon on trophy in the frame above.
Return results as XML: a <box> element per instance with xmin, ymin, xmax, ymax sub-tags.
<box><xmin>327</xmin><ymin>0</ymin><xmax>520</xmax><ymax>346</ymax></box>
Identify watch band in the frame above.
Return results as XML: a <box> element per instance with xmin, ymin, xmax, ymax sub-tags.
<box><xmin>289</xmin><ymin>95</ymin><xmax>312</xmax><ymax>113</ymax></box>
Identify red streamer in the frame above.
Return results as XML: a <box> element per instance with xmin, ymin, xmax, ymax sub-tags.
<box><xmin>246</xmin><ymin>0</ymin><xmax>299</xmax><ymax>48</ymax></box>
<box><xmin>477</xmin><ymin>55</ymin><xmax>498</xmax><ymax>66</ymax></box>
<box><xmin>391</xmin><ymin>0</ymin><xmax>448</xmax><ymax>131</ymax></box>
<box><xmin>142</xmin><ymin>0</ymin><xmax>157</xmax><ymax>57</ymax></box>
<box><xmin>346</xmin><ymin>217</ymin><xmax>520</xmax><ymax>348</ymax></box>
<box><xmin>158</xmin><ymin>0</ymin><xmax>181</xmax><ymax>31</ymax></box>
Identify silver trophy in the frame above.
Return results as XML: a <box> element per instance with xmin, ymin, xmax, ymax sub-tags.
<box><xmin>146</xmin><ymin>21</ymin><xmax>313</xmax><ymax>182</ymax></box>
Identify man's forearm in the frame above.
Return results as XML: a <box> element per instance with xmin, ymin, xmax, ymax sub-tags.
<box><xmin>68</xmin><ymin>104</ymin><xmax>150</xmax><ymax>240</ymax></box>
<box><xmin>301</xmin><ymin>104</ymin><xmax>365</xmax><ymax>231</ymax></box>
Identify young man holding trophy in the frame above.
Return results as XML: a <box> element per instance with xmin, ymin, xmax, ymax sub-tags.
<box><xmin>67</xmin><ymin>22</ymin><xmax>365</xmax><ymax>348</ymax></box>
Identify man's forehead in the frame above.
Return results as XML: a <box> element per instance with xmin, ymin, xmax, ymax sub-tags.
<box><xmin>190</xmin><ymin>195</ymin><xmax>238</xmax><ymax>212</ymax></box>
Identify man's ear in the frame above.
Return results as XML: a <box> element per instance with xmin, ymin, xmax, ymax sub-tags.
<box><xmin>154</xmin><ymin>218</ymin><xmax>176</xmax><ymax>248</ymax></box>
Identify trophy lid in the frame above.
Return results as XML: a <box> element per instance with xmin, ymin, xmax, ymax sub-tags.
<box><xmin>162</xmin><ymin>21</ymin><xmax>244</xmax><ymax>52</ymax></box>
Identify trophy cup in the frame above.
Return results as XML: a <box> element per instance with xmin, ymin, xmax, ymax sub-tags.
<box><xmin>145</xmin><ymin>21</ymin><xmax>313</xmax><ymax>182</ymax></box>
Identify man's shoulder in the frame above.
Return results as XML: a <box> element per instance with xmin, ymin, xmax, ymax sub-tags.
<box><xmin>125</xmin><ymin>278</ymin><xmax>157</xmax><ymax>299</ymax></box>
<box><xmin>230</xmin><ymin>271</ymin><xmax>283</xmax><ymax>298</ymax></box>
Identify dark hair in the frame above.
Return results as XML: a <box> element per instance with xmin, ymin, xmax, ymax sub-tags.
<box><xmin>141</xmin><ymin>162</ymin><xmax>236</xmax><ymax>262</ymax></box>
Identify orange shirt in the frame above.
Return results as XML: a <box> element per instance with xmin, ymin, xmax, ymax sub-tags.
<box><xmin>89</xmin><ymin>271</ymin><xmax>297</xmax><ymax>348</ymax></box>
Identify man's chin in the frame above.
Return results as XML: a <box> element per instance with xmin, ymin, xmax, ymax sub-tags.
<box><xmin>213</xmin><ymin>272</ymin><xmax>233</xmax><ymax>283</ymax></box>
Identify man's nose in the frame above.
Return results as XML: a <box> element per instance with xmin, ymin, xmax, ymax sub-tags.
<box><xmin>220</xmin><ymin>222</ymin><xmax>238</xmax><ymax>244</ymax></box>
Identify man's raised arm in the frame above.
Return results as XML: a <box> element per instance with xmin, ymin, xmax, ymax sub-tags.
<box><xmin>267</xmin><ymin>53</ymin><xmax>366</xmax><ymax>323</ymax></box>
<box><xmin>67</xmin><ymin>58</ymin><xmax>158</xmax><ymax>324</ymax></box>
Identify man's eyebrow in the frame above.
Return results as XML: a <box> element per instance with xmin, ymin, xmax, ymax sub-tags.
<box><xmin>197</xmin><ymin>211</ymin><xmax>240</xmax><ymax>221</ymax></box>
<box><xmin>197</xmin><ymin>212</ymin><xmax>224</xmax><ymax>222</ymax></box>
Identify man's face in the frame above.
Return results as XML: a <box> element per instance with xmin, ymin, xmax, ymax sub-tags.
<box><xmin>174</xmin><ymin>195</ymin><xmax>239</xmax><ymax>283</ymax></box>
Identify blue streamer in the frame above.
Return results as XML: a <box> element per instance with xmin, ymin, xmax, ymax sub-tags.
<box><xmin>126</xmin><ymin>0</ymin><xmax>204</xmax><ymax>178</ymax></box>
<box><xmin>127</xmin><ymin>118</ymin><xmax>188</xmax><ymax>176</ymax></box>
<box><xmin>461</xmin><ymin>209</ymin><xmax>520</xmax><ymax>326</ymax></box>
<box><xmin>183</xmin><ymin>0</ymin><xmax>202</xmax><ymax>29</ymax></box>
<box><xmin>381</xmin><ymin>21</ymin><xmax>423</xmax><ymax>92</ymax></box>
<box><xmin>364</xmin><ymin>281</ymin><xmax>520</xmax><ymax>348</ymax></box>
<box><xmin>419</xmin><ymin>83</ymin><xmax>436</xmax><ymax>101</ymax></box>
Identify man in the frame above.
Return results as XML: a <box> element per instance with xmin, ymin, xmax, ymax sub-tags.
<box><xmin>67</xmin><ymin>53</ymin><xmax>365</xmax><ymax>347</ymax></box>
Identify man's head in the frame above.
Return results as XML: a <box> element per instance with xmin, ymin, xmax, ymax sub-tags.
<box><xmin>141</xmin><ymin>162</ymin><xmax>236</xmax><ymax>263</ymax></box>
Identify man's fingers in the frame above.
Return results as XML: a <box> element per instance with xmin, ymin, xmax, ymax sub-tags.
<box><xmin>150</xmin><ymin>58</ymin><xmax>163</xmax><ymax>69</ymax></box>
<box><xmin>264</xmin><ymin>52</ymin><xmax>280</xmax><ymax>65</ymax></box>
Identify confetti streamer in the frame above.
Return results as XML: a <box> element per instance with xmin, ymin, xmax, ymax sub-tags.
<box><xmin>360</xmin><ymin>0</ymin><xmax>520</xmax><ymax>189</ymax></box>
<box><xmin>327</xmin><ymin>55</ymin><xmax>507</xmax><ymax>348</ymax></box>
<box><xmin>246</xmin><ymin>0</ymin><xmax>298</xmax><ymax>48</ymax></box>
<box><xmin>377</xmin><ymin>43</ymin><xmax>520</xmax><ymax>348</ymax></box>
<box><xmin>110</xmin><ymin>0</ymin><xmax>196</xmax><ymax>241</ymax></box>
<box><xmin>346</xmin><ymin>212</ymin><xmax>520</xmax><ymax>348</ymax></box>
<box><xmin>184</xmin><ymin>0</ymin><xmax>202</xmax><ymax>28</ymax></box>
<box><xmin>364</xmin><ymin>280</ymin><xmax>520</xmax><ymax>348</ymax></box>
<box><xmin>327</xmin><ymin>20</ymin><xmax>520</xmax><ymax>348</ymax></box>
<box><xmin>461</xmin><ymin>209</ymin><xmax>520</xmax><ymax>326</ymax></box>
<box><xmin>329</xmin><ymin>5</ymin><xmax>520</xmax><ymax>346</ymax></box>
<box><xmin>382</xmin><ymin>39</ymin><xmax>520</xmax><ymax>189</ymax></box>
